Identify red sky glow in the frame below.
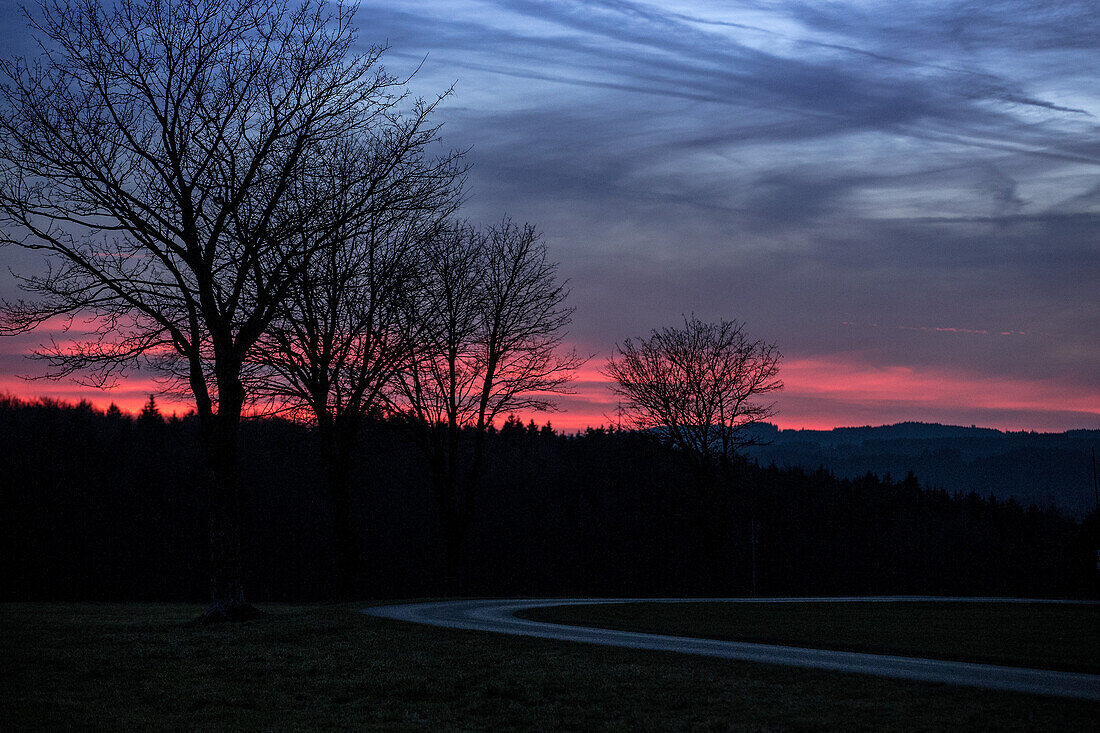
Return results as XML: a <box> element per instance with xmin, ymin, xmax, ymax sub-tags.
<box><xmin>3</xmin><ymin>351</ymin><xmax>1098</xmax><ymax>434</ymax></box>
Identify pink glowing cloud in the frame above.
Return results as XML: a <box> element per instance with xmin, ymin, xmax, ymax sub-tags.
<box><xmin>508</xmin><ymin>355</ymin><xmax>1100</xmax><ymax>433</ymax></box>
<box><xmin>772</xmin><ymin>356</ymin><xmax>1100</xmax><ymax>431</ymax></box>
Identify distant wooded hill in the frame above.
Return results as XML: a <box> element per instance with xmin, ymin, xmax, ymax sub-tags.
<box><xmin>744</xmin><ymin>422</ymin><xmax>1100</xmax><ymax>518</ymax></box>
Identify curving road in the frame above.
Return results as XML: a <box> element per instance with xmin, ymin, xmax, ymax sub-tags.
<box><xmin>364</xmin><ymin>597</ymin><xmax>1100</xmax><ymax>701</ymax></box>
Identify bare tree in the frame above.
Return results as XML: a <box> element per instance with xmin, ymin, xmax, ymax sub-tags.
<box><xmin>0</xmin><ymin>0</ymin><xmax>406</xmax><ymax>619</ymax></box>
<box><xmin>251</xmin><ymin>125</ymin><xmax>465</xmax><ymax>598</ymax></box>
<box><xmin>393</xmin><ymin>219</ymin><xmax>582</xmax><ymax>593</ymax></box>
<box><xmin>605</xmin><ymin>316</ymin><xmax>781</xmax><ymax>591</ymax></box>
<box><xmin>604</xmin><ymin>316</ymin><xmax>782</xmax><ymax>468</ymax></box>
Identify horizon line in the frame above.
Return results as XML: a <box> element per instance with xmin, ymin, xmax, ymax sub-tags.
<box><xmin>4</xmin><ymin>391</ymin><xmax>1097</xmax><ymax>437</ymax></box>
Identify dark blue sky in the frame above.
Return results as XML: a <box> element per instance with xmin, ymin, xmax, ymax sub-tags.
<box><xmin>1</xmin><ymin>0</ymin><xmax>1098</xmax><ymax>429</ymax></box>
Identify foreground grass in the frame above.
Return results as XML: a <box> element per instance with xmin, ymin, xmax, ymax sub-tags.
<box><xmin>1</xmin><ymin>603</ymin><xmax>1097</xmax><ymax>731</ymax></box>
<box><xmin>521</xmin><ymin>601</ymin><xmax>1100</xmax><ymax>675</ymax></box>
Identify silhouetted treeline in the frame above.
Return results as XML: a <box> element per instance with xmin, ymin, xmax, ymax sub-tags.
<box><xmin>2</xmin><ymin>396</ymin><xmax>1096</xmax><ymax>601</ymax></box>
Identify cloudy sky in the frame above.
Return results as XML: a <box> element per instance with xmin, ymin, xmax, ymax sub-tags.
<box><xmin>2</xmin><ymin>0</ymin><xmax>1098</xmax><ymax>430</ymax></box>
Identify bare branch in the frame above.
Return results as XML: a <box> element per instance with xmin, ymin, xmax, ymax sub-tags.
<box><xmin>604</xmin><ymin>315</ymin><xmax>782</xmax><ymax>466</ymax></box>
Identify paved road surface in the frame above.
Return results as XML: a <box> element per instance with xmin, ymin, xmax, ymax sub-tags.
<box><xmin>364</xmin><ymin>597</ymin><xmax>1100</xmax><ymax>701</ymax></box>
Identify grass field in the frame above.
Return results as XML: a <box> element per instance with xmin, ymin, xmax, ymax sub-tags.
<box><xmin>2</xmin><ymin>603</ymin><xmax>1097</xmax><ymax>730</ymax></box>
<box><xmin>520</xmin><ymin>600</ymin><xmax>1100</xmax><ymax>675</ymax></box>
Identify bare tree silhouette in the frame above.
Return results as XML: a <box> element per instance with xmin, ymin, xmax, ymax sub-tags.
<box><xmin>605</xmin><ymin>316</ymin><xmax>782</xmax><ymax>467</ymax></box>
<box><xmin>251</xmin><ymin>127</ymin><xmax>465</xmax><ymax>599</ymax></box>
<box><xmin>605</xmin><ymin>316</ymin><xmax>781</xmax><ymax>589</ymax></box>
<box><xmin>0</xmin><ymin>0</ymin><xmax>407</xmax><ymax>619</ymax></box>
<box><xmin>393</xmin><ymin>219</ymin><xmax>582</xmax><ymax>593</ymax></box>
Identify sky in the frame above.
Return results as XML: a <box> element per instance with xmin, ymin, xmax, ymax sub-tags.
<box><xmin>1</xmin><ymin>0</ymin><xmax>1098</xmax><ymax>431</ymax></box>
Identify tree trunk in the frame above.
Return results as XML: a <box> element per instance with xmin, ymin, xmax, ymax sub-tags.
<box><xmin>442</xmin><ymin>513</ymin><xmax>467</xmax><ymax>597</ymax></box>
<box><xmin>199</xmin><ymin>382</ymin><xmax>261</xmax><ymax>622</ymax></box>
<box><xmin>696</xmin><ymin>461</ymin><xmax>721</xmax><ymax>592</ymax></box>
<box><xmin>322</xmin><ymin>426</ymin><xmax>361</xmax><ymax>600</ymax></box>
<box><xmin>425</xmin><ymin>420</ymin><xmax>479</xmax><ymax>597</ymax></box>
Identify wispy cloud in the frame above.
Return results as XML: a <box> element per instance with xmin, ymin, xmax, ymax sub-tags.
<box><xmin>842</xmin><ymin>322</ymin><xmax>1031</xmax><ymax>337</ymax></box>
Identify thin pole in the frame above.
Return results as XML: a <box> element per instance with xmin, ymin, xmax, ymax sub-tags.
<box><xmin>1092</xmin><ymin>447</ymin><xmax>1098</xmax><ymax>514</ymax></box>
<box><xmin>750</xmin><ymin>516</ymin><xmax>757</xmax><ymax>597</ymax></box>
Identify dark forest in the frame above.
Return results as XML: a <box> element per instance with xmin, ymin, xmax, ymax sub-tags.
<box><xmin>3</xmin><ymin>395</ymin><xmax>1095</xmax><ymax>602</ymax></box>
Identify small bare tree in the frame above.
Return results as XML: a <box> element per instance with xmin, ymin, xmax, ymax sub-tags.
<box><xmin>0</xmin><ymin>0</ymin><xmax>405</xmax><ymax>619</ymax></box>
<box><xmin>605</xmin><ymin>316</ymin><xmax>782</xmax><ymax>468</ymax></box>
<box><xmin>605</xmin><ymin>316</ymin><xmax>781</xmax><ymax>591</ymax></box>
<box><xmin>393</xmin><ymin>219</ymin><xmax>582</xmax><ymax>593</ymax></box>
<box><xmin>252</xmin><ymin>125</ymin><xmax>465</xmax><ymax>598</ymax></box>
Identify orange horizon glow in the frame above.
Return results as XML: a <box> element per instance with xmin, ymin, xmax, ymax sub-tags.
<box><xmin>4</xmin><ymin>354</ymin><xmax>1097</xmax><ymax>434</ymax></box>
